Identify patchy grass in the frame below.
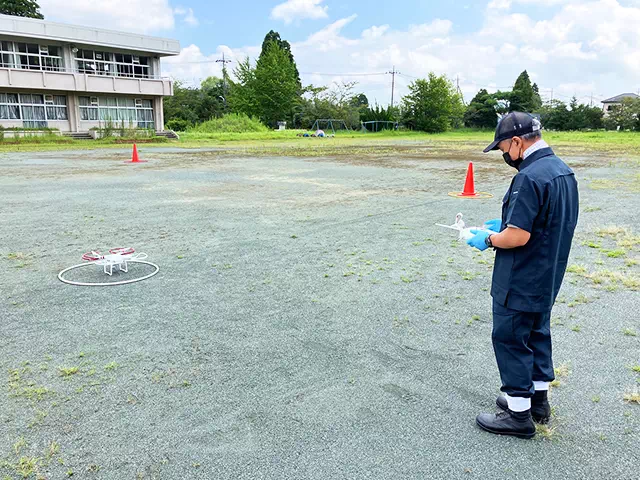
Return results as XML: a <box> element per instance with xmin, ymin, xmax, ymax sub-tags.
<box><xmin>604</xmin><ymin>249</ymin><xmax>627</xmax><ymax>258</ymax></box>
<box><xmin>58</xmin><ymin>367</ymin><xmax>80</xmax><ymax>377</ymax></box>
<box><xmin>566</xmin><ymin>264</ymin><xmax>587</xmax><ymax>275</ymax></box>
<box><xmin>535</xmin><ymin>423</ymin><xmax>560</xmax><ymax>441</ymax></box>
<box><xmin>596</xmin><ymin>226</ymin><xmax>629</xmax><ymax>237</ymax></box>
<box><xmin>568</xmin><ymin>293</ymin><xmax>591</xmax><ymax>307</ymax></box>
<box><xmin>622</xmin><ymin>328</ymin><xmax>637</xmax><ymax>337</ymax></box>
<box><xmin>104</xmin><ymin>362</ymin><xmax>119</xmax><ymax>371</ymax></box>
<box><xmin>623</xmin><ymin>390</ymin><xmax>640</xmax><ymax>404</ymax></box>
<box><xmin>586</xmin><ymin>270</ymin><xmax>639</xmax><ymax>290</ymax></box>
<box><xmin>555</xmin><ymin>364</ymin><xmax>570</xmax><ymax>378</ymax></box>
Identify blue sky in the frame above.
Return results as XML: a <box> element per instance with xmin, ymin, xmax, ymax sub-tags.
<box><xmin>39</xmin><ymin>0</ymin><xmax>640</xmax><ymax>106</ymax></box>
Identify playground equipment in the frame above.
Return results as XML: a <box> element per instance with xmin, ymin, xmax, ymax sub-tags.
<box><xmin>361</xmin><ymin>121</ymin><xmax>399</xmax><ymax>132</ymax></box>
<box><xmin>311</xmin><ymin>119</ymin><xmax>349</xmax><ymax>135</ymax></box>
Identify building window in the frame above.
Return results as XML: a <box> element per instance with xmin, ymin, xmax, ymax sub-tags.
<box><xmin>0</xmin><ymin>93</ymin><xmax>21</xmax><ymax>120</ymax></box>
<box><xmin>0</xmin><ymin>92</ymin><xmax>67</xmax><ymax>127</ymax></box>
<box><xmin>78</xmin><ymin>96</ymin><xmax>154</xmax><ymax>129</ymax></box>
<box><xmin>75</xmin><ymin>50</ymin><xmax>151</xmax><ymax>79</ymax></box>
<box><xmin>0</xmin><ymin>42</ymin><xmax>63</xmax><ymax>71</ymax></box>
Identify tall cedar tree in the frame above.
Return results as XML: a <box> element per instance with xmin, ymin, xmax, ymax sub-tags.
<box><xmin>0</xmin><ymin>0</ymin><xmax>44</xmax><ymax>18</ymax></box>
<box><xmin>510</xmin><ymin>70</ymin><xmax>538</xmax><ymax>113</ymax></box>
<box><xmin>253</xmin><ymin>40</ymin><xmax>300</xmax><ymax>127</ymax></box>
<box><xmin>260</xmin><ymin>30</ymin><xmax>301</xmax><ymax>88</ymax></box>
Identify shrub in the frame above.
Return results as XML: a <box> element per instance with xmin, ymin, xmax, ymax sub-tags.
<box><xmin>191</xmin><ymin>113</ymin><xmax>268</xmax><ymax>134</ymax></box>
<box><xmin>165</xmin><ymin>119</ymin><xmax>191</xmax><ymax>132</ymax></box>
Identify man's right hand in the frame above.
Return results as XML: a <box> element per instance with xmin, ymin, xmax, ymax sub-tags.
<box><xmin>483</xmin><ymin>218</ymin><xmax>502</xmax><ymax>232</ymax></box>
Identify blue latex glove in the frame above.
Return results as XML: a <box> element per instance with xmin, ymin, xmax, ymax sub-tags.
<box><xmin>483</xmin><ymin>218</ymin><xmax>502</xmax><ymax>232</ymax></box>
<box><xmin>466</xmin><ymin>229</ymin><xmax>490</xmax><ymax>251</ymax></box>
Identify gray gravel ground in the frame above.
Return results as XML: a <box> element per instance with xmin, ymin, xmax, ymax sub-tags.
<box><xmin>0</xmin><ymin>146</ymin><xmax>638</xmax><ymax>479</ymax></box>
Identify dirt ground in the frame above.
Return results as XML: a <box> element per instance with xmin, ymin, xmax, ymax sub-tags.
<box><xmin>0</xmin><ymin>144</ymin><xmax>638</xmax><ymax>479</ymax></box>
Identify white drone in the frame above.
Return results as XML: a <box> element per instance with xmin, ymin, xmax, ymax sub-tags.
<box><xmin>81</xmin><ymin>247</ymin><xmax>148</xmax><ymax>276</ymax></box>
<box><xmin>436</xmin><ymin>213</ymin><xmax>498</xmax><ymax>241</ymax></box>
<box><xmin>58</xmin><ymin>247</ymin><xmax>159</xmax><ymax>286</ymax></box>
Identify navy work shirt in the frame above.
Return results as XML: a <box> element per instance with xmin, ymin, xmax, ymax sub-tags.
<box><xmin>491</xmin><ymin>147</ymin><xmax>579</xmax><ymax>312</ymax></box>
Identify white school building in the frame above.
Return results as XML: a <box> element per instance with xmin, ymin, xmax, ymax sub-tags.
<box><xmin>0</xmin><ymin>14</ymin><xmax>180</xmax><ymax>135</ymax></box>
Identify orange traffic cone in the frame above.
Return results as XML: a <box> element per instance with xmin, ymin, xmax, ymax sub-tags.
<box><xmin>125</xmin><ymin>144</ymin><xmax>147</xmax><ymax>164</ymax></box>
<box><xmin>448</xmin><ymin>162</ymin><xmax>492</xmax><ymax>199</ymax></box>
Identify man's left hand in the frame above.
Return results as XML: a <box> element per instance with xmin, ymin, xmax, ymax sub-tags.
<box><xmin>466</xmin><ymin>229</ymin><xmax>490</xmax><ymax>251</ymax></box>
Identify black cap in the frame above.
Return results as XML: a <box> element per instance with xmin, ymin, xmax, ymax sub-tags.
<box><xmin>483</xmin><ymin>112</ymin><xmax>542</xmax><ymax>153</ymax></box>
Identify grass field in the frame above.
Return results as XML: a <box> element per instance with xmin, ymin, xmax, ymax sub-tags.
<box><xmin>0</xmin><ymin>141</ymin><xmax>639</xmax><ymax>479</ymax></box>
<box><xmin>1</xmin><ymin>129</ymin><xmax>640</xmax><ymax>156</ymax></box>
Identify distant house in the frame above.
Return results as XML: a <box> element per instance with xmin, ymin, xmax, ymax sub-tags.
<box><xmin>601</xmin><ymin>93</ymin><xmax>640</xmax><ymax>116</ymax></box>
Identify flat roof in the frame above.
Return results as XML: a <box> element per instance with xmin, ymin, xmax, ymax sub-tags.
<box><xmin>0</xmin><ymin>14</ymin><xmax>180</xmax><ymax>56</ymax></box>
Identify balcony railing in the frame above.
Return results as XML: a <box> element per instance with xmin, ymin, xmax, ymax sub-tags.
<box><xmin>0</xmin><ymin>66</ymin><xmax>173</xmax><ymax>96</ymax></box>
<box><xmin>0</xmin><ymin>63</ymin><xmax>169</xmax><ymax>81</ymax></box>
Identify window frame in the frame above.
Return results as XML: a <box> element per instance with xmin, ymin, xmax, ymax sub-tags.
<box><xmin>0</xmin><ymin>41</ymin><xmax>63</xmax><ymax>72</ymax></box>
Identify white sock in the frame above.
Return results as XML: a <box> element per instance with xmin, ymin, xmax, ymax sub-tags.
<box><xmin>505</xmin><ymin>394</ymin><xmax>531</xmax><ymax>412</ymax></box>
<box><xmin>534</xmin><ymin>381</ymin><xmax>550</xmax><ymax>391</ymax></box>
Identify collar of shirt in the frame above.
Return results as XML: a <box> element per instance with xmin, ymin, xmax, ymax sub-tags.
<box><xmin>523</xmin><ymin>139</ymin><xmax>549</xmax><ymax>160</ymax></box>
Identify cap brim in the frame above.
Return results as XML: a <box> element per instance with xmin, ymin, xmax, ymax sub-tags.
<box><xmin>483</xmin><ymin>139</ymin><xmax>500</xmax><ymax>153</ymax></box>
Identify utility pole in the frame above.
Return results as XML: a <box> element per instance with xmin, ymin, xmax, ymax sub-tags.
<box><xmin>550</xmin><ymin>88</ymin><xmax>553</xmax><ymax>103</ymax></box>
<box><xmin>456</xmin><ymin>75</ymin><xmax>466</xmax><ymax>106</ymax></box>
<box><xmin>216</xmin><ymin>51</ymin><xmax>232</xmax><ymax>97</ymax></box>
<box><xmin>590</xmin><ymin>93</ymin><xmax>593</xmax><ymax>107</ymax></box>
<box><xmin>386</xmin><ymin>66</ymin><xmax>400</xmax><ymax>109</ymax></box>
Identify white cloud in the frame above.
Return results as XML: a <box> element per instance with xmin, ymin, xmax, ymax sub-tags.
<box><xmin>300</xmin><ymin>15</ymin><xmax>358</xmax><ymax>51</ymax></box>
<box><xmin>164</xmin><ymin>1</ymin><xmax>640</xmax><ymax>107</ymax></box>
<box><xmin>175</xmin><ymin>6</ymin><xmax>198</xmax><ymax>27</ymax></box>
<box><xmin>488</xmin><ymin>0</ymin><xmax>512</xmax><ymax>9</ymax></box>
<box><xmin>362</xmin><ymin>25</ymin><xmax>389</xmax><ymax>39</ymax></box>
<box><xmin>409</xmin><ymin>19</ymin><xmax>453</xmax><ymax>37</ymax></box>
<box><xmin>271</xmin><ymin>0</ymin><xmax>329</xmax><ymax>24</ymax></box>
<box><xmin>39</xmin><ymin>0</ymin><xmax>175</xmax><ymax>33</ymax></box>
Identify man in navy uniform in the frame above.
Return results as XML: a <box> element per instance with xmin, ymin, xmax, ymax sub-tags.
<box><xmin>466</xmin><ymin>112</ymin><xmax>579</xmax><ymax>439</ymax></box>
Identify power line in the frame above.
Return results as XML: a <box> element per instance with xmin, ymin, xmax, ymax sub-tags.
<box><xmin>298</xmin><ymin>71</ymin><xmax>387</xmax><ymax>77</ymax></box>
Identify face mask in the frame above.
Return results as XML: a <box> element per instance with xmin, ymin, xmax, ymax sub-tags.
<box><xmin>503</xmin><ymin>140</ymin><xmax>523</xmax><ymax>170</ymax></box>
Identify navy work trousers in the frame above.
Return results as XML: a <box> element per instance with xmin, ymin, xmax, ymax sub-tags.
<box><xmin>492</xmin><ymin>299</ymin><xmax>555</xmax><ymax>398</ymax></box>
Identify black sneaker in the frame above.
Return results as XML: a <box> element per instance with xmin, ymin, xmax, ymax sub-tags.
<box><xmin>476</xmin><ymin>409</ymin><xmax>536</xmax><ymax>439</ymax></box>
<box><xmin>496</xmin><ymin>391</ymin><xmax>551</xmax><ymax>424</ymax></box>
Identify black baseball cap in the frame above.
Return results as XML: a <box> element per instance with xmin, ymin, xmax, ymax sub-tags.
<box><xmin>483</xmin><ymin>112</ymin><xmax>542</xmax><ymax>153</ymax></box>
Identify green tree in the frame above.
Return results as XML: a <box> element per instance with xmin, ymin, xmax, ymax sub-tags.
<box><xmin>350</xmin><ymin>93</ymin><xmax>369</xmax><ymax>109</ymax></box>
<box><xmin>163</xmin><ymin>81</ymin><xmax>201</xmax><ymax>127</ymax></box>
<box><xmin>537</xmin><ymin>99</ymin><xmax>603</xmax><ymax>131</ymax></box>
<box><xmin>163</xmin><ymin>78</ymin><xmax>226</xmax><ymax>129</ymax></box>
<box><xmin>604</xmin><ymin>98</ymin><xmax>640</xmax><ymax>131</ymax></box>
<box><xmin>510</xmin><ymin>70</ymin><xmax>537</xmax><ymax>112</ymax></box>
<box><xmin>538</xmin><ymin>100</ymin><xmax>570</xmax><ymax>130</ymax></box>
<box><xmin>463</xmin><ymin>89</ymin><xmax>498</xmax><ymax>128</ymax></box>
<box><xmin>531</xmin><ymin>83</ymin><xmax>543</xmax><ymax>111</ymax></box>
<box><xmin>298</xmin><ymin>82</ymin><xmax>363</xmax><ymax>130</ymax></box>
<box><xmin>260</xmin><ymin>30</ymin><xmax>301</xmax><ymax>87</ymax></box>
<box><xmin>227</xmin><ymin>57</ymin><xmax>260</xmax><ymax>119</ymax></box>
<box><xmin>0</xmin><ymin>0</ymin><xmax>44</xmax><ymax>18</ymax></box>
<box><xmin>253</xmin><ymin>40</ymin><xmax>301</xmax><ymax>126</ymax></box>
<box><xmin>400</xmin><ymin>73</ymin><xmax>464</xmax><ymax>133</ymax></box>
